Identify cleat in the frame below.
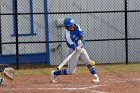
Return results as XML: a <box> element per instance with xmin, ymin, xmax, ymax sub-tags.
<box><xmin>50</xmin><ymin>71</ymin><xmax>56</xmax><ymax>83</ymax></box>
<box><xmin>0</xmin><ymin>78</ymin><xmax>5</xmax><ymax>85</ymax></box>
<box><xmin>92</xmin><ymin>75</ymin><xmax>99</xmax><ymax>83</ymax></box>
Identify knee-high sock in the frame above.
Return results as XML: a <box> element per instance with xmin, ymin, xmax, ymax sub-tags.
<box><xmin>87</xmin><ymin>64</ymin><xmax>96</xmax><ymax>75</ymax></box>
<box><xmin>53</xmin><ymin>69</ymin><xmax>67</xmax><ymax>76</ymax></box>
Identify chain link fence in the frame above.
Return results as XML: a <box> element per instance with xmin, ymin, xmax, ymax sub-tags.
<box><xmin>0</xmin><ymin>0</ymin><xmax>140</xmax><ymax>69</ymax></box>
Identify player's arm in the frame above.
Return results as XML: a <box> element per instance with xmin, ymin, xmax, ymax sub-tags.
<box><xmin>65</xmin><ymin>31</ymin><xmax>81</xmax><ymax>51</ymax></box>
<box><xmin>77</xmin><ymin>25</ymin><xmax>84</xmax><ymax>47</ymax></box>
<box><xmin>65</xmin><ymin>31</ymin><xmax>77</xmax><ymax>49</ymax></box>
<box><xmin>78</xmin><ymin>35</ymin><xmax>83</xmax><ymax>41</ymax></box>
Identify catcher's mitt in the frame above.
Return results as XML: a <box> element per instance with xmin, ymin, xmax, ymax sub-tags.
<box><xmin>3</xmin><ymin>67</ymin><xmax>15</xmax><ymax>80</ymax></box>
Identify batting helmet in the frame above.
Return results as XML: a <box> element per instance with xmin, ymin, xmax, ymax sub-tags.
<box><xmin>64</xmin><ymin>18</ymin><xmax>76</xmax><ymax>27</ymax></box>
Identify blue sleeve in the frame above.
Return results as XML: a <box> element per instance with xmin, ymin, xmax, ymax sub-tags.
<box><xmin>77</xmin><ymin>25</ymin><xmax>85</xmax><ymax>46</ymax></box>
<box><xmin>71</xmin><ymin>43</ymin><xmax>77</xmax><ymax>49</ymax></box>
<box><xmin>77</xmin><ymin>25</ymin><xmax>84</xmax><ymax>36</ymax></box>
<box><xmin>65</xmin><ymin>31</ymin><xmax>77</xmax><ymax>49</ymax></box>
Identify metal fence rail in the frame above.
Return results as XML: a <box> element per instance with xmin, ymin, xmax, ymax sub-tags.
<box><xmin>0</xmin><ymin>0</ymin><xmax>140</xmax><ymax>69</ymax></box>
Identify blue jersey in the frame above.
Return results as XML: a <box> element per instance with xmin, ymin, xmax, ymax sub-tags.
<box><xmin>65</xmin><ymin>24</ymin><xmax>85</xmax><ymax>49</ymax></box>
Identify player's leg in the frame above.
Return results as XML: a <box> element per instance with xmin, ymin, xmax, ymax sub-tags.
<box><xmin>66</xmin><ymin>49</ymin><xmax>81</xmax><ymax>74</ymax></box>
<box><xmin>50</xmin><ymin>49</ymin><xmax>81</xmax><ymax>82</ymax></box>
<box><xmin>79</xmin><ymin>48</ymin><xmax>99</xmax><ymax>82</ymax></box>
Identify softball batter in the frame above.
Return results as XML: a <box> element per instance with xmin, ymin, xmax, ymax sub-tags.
<box><xmin>50</xmin><ymin>17</ymin><xmax>99</xmax><ymax>83</ymax></box>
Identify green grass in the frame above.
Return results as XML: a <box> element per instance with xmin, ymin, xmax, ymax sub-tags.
<box><xmin>14</xmin><ymin>63</ymin><xmax>140</xmax><ymax>76</ymax></box>
<box><xmin>81</xmin><ymin>63</ymin><xmax>140</xmax><ymax>72</ymax></box>
<box><xmin>15</xmin><ymin>68</ymin><xmax>53</xmax><ymax>76</ymax></box>
<box><xmin>75</xmin><ymin>63</ymin><xmax>140</xmax><ymax>73</ymax></box>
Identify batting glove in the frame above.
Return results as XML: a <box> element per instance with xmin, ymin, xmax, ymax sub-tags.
<box><xmin>78</xmin><ymin>40</ymin><xmax>83</xmax><ymax>47</ymax></box>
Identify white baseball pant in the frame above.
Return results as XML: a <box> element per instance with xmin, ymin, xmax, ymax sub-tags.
<box><xmin>67</xmin><ymin>48</ymin><xmax>90</xmax><ymax>74</ymax></box>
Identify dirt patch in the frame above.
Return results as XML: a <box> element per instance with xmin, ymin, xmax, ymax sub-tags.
<box><xmin>0</xmin><ymin>72</ymin><xmax>140</xmax><ymax>93</ymax></box>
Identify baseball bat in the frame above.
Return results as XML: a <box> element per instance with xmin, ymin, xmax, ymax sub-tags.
<box><xmin>57</xmin><ymin>50</ymin><xmax>76</xmax><ymax>70</ymax></box>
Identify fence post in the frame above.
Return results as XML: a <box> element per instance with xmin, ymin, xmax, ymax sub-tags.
<box><xmin>44</xmin><ymin>0</ymin><xmax>50</xmax><ymax>66</ymax></box>
<box><xmin>124</xmin><ymin>0</ymin><xmax>128</xmax><ymax>64</ymax></box>
<box><xmin>0</xmin><ymin>2</ymin><xmax>2</xmax><ymax>54</ymax></box>
<box><xmin>15</xmin><ymin>0</ymin><xmax>19</xmax><ymax>69</ymax></box>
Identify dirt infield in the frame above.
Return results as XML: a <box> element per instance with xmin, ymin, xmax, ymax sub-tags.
<box><xmin>0</xmin><ymin>72</ymin><xmax>140</xmax><ymax>93</ymax></box>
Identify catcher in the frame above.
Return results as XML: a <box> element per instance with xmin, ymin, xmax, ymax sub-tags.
<box><xmin>0</xmin><ymin>65</ymin><xmax>15</xmax><ymax>85</ymax></box>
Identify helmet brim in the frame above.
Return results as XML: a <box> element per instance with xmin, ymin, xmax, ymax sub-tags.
<box><xmin>66</xmin><ymin>23</ymin><xmax>75</xmax><ymax>27</ymax></box>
